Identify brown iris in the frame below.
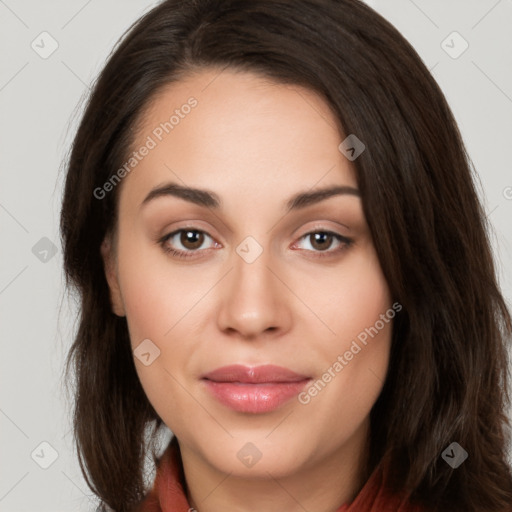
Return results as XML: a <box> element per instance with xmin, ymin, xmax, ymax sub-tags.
<box><xmin>309</xmin><ymin>232</ymin><xmax>334</xmax><ymax>251</ymax></box>
<box><xmin>180</xmin><ymin>230</ymin><xmax>205</xmax><ymax>250</ymax></box>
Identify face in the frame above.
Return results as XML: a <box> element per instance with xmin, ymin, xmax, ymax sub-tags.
<box><xmin>102</xmin><ymin>67</ymin><xmax>394</xmax><ymax>479</ymax></box>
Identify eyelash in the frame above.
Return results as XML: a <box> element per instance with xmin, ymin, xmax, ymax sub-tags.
<box><xmin>158</xmin><ymin>228</ymin><xmax>353</xmax><ymax>260</ymax></box>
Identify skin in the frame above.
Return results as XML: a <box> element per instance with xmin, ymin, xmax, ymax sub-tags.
<box><xmin>102</xmin><ymin>67</ymin><xmax>394</xmax><ymax>512</ymax></box>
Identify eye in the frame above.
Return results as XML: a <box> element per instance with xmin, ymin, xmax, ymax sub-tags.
<box><xmin>159</xmin><ymin>228</ymin><xmax>218</xmax><ymax>259</ymax></box>
<box><xmin>292</xmin><ymin>230</ymin><xmax>353</xmax><ymax>258</ymax></box>
<box><xmin>158</xmin><ymin>228</ymin><xmax>353</xmax><ymax>260</ymax></box>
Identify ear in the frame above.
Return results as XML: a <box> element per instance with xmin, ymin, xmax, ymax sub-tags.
<box><xmin>100</xmin><ymin>236</ymin><xmax>126</xmax><ymax>317</ymax></box>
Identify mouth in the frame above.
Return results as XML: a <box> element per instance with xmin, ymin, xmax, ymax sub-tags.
<box><xmin>201</xmin><ymin>364</ymin><xmax>312</xmax><ymax>413</ymax></box>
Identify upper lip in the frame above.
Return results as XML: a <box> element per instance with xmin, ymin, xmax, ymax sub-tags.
<box><xmin>202</xmin><ymin>364</ymin><xmax>310</xmax><ymax>384</ymax></box>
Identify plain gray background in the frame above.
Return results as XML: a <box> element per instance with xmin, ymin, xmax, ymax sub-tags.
<box><xmin>1</xmin><ymin>0</ymin><xmax>511</xmax><ymax>510</ymax></box>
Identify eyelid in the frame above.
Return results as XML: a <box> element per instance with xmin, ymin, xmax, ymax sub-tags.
<box><xmin>293</xmin><ymin>220</ymin><xmax>350</xmax><ymax>236</ymax></box>
<box><xmin>292</xmin><ymin>219</ymin><xmax>352</xmax><ymax>238</ymax></box>
<box><xmin>157</xmin><ymin>220</ymin><xmax>221</xmax><ymax>244</ymax></box>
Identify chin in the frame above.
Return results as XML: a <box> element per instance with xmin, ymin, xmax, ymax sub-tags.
<box><xmin>198</xmin><ymin>435</ymin><xmax>312</xmax><ymax>478</ymax></box>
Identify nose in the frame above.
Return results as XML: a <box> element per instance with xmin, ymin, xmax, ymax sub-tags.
<box><xmin>216</xmin><ymin>240</ymin><xmax>292</xmax><ymax>340</ymax></box>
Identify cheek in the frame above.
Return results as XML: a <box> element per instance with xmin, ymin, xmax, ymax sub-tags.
<box><xmin>299</xmin><ymin>242</ymin><xmax>393</xmax><ymax>352</ymax></box>
<box><xmin>294</xmin><ymin>245</ymin><xmax>394</xmax><ymax>435</ymax></box>
<box><xmin>333</xmin><ymin>249</ymin><xmax>394</xmax><ymax>393</ymax></box>
<box><xmin>116</xmin><ymin>230</ymin><xmax>203</xmax><ymax>344</ymax></box>
<box><xmin>114</xmin><ymin>230</ymin><xmax>211</xmax><ymax>418</ymax></box>
<box><xmin>295</xmin><ymin>328</ymin><xmax>392</xmax><ymax>464</ymax></box>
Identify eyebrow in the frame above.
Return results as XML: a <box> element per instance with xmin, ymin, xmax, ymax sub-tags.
<box><xmin>140</xmin><ymin>182</ymin><xmax>360</xmax><ymax>212</ymax></box>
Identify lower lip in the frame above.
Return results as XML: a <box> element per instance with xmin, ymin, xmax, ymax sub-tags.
<box><xmin>203</xmin><ymin>380</ymin><xmax>311</xmax><ymax>413</ymax></box>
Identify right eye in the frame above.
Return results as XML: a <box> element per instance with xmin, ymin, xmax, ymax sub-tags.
<box><xmin>159</xmin><ymin>228</ymin><xmax>219</xmax><ymax>259</ymax></box>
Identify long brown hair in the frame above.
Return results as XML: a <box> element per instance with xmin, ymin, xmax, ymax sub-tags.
<box><xmin>60</xmin><ymin>0</ymin><xmax>512</xmax><ymax>510</ymax></box>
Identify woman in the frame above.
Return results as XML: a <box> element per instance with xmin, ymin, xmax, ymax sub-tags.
<box><xmin>60</xmin><ymin>0</ymin><xmax>512</xmax><ymax>511</ymax></box>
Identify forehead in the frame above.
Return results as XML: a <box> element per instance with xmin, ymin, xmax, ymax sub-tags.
<box><xmin>119</xmin><ymin>67</ymin><xmax>357</xmax><ymax>211</ymax></box>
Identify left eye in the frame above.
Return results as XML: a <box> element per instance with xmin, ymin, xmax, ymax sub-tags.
<box><xmin>293</xmin><ymin>231</ymin><xmax>351</xmax><ymax>254</ymax></box>
<box><xmin>159</xmin><ymin>228</ymin><xmax>352</xmax><ymax>259</ymax></box>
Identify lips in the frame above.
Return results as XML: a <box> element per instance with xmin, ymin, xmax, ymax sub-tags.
<box><xmin>202</xmin><ymin>364</ymin><xmax>309</xmax><ymax>383</ymax></box>
<box><xmin>201</xmin><ymin>364</ymin><xmax>311</xmax><ymax>413</ymax></box>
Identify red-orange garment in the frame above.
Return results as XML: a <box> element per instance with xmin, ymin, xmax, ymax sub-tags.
<box><xmin>135</xmin><ymin>436</ymin><xmax>423</xmax><ymax>512</ymax></box>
